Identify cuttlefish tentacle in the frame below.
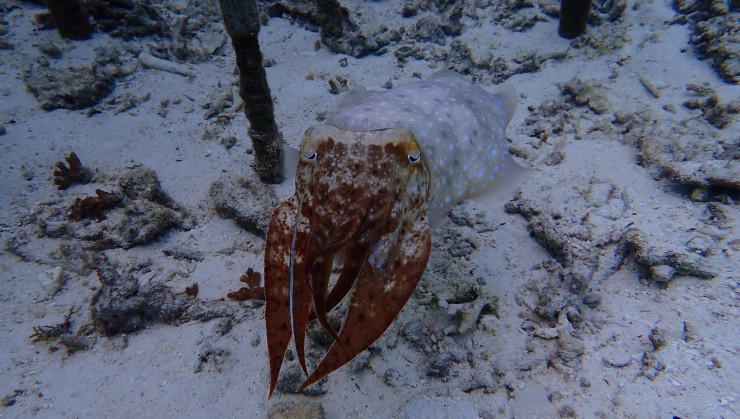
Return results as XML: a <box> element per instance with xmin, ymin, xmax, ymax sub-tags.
<box><xmin>264</xmin><ymin>194</ymin><xmax>299</xmax><ymax>397</ymax></box>
<box><xmin>306</xmin><ymin>241</ymin><xmax>343</xmax><ymax>345</ymax></box>
<box><xmin>299</xmin><ymin>214</ymin><xmax>432</xmax><ymax>389</ymax></box>
<box><xmin>307</xmin><ymin>241</ymin><xmax>372</xmax><ymax>322</ymax></box>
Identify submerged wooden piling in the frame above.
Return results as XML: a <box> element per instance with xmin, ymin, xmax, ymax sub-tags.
<box><xmin>559</xmin><ymin>0</ymin><xmax>593</xmax><ymax>39</ymax></box>
<box><xmin>44</xmin><ymin>0</ymin><xmax>93</xmax><ymax>40</ymax></box>
<box><xmin>219</xmin><ymin>0</ymin><xmax>284</xmax><ymax>184</ymax></box>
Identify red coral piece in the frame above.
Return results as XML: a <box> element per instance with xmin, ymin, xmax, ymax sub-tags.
<box><xmin>227</xmin><ymin>268</ymin><xmax>264</xmax><ymax>301</ymax></box>
<box><xmin>185</xmin><ymin>283</ymin><xmax>199</xmax><ymax>298</ymax></box>
<box><xmin>68</xmin><ymin>189</ymin><xmax>122</xmax><ymax>221</ymax></box>
<box><xmin>53</xmin><ymin>152</ymin><xmax>92</xmax><ymax>190</ymax></box>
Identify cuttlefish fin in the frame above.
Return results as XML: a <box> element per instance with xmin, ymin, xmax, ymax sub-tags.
<box><xmin>264</xmin><ymin>195</ymin><xmax>299</xmax><ymax>398</ymax></box>
<box><xmin>299</xmin><ymin>217</ymin><xmax>432</xmax><ymax>389</ymax></box>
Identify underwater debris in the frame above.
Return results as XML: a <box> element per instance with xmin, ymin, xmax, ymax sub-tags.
<box><xmin>138</xmin><ymin>51</ymin><xmax>194</xmax><ymax>77</ymax></box>
<box><xmin>327</xmin><ymin>75</ymin><xmax>348</xmax><ymax>94</ymax></box>
<box><xmin>640</xmin><ymin>352</ymin><xmax>665</xmax><ymax>380</ymax></box>
<box><xmin>316</xmin><ymin>0</ymin><xmax>356</xmax><ymax>41</ymax></box>
<box><xmin>683</xmin><ymin>84</ymin><xmax>739</xmax><ymax>129</ymax></box>
<box><xmin>91</xmin><ymin>256</ymin><xmax>232</xmax><ymax>335</ymax></box>
<box><xmin>34</xmin><ymin>165</ymin><xmax>187</xmax><ymax>249</ymax></box>
<box><xmin>559</xmin><ymin>77</ymin><xmax>611</xmax><ymax>114</ymax></box>
<box><xmin>194</xmin><ymin>343</ymin><xmax>236</xmax><ymax>373</ymax></box>
<box><xmin>227</xmin><ymin>267</ymin><xmax>264</xmax><ymax>301</ymax></box>
<box><xmin>219</xmin><ymin>0</ymin><xmax>285</xmax><ymax>183</ymax></box>
<box><xmin>673</xmin><ymin>0</ymin><xmax>739</xmax><ymax>84</ymax></box>
<box><xmin>23</xmin><ymin>47</ymin><xmax>124</xmax><ymax>110</ymax></box>
<box><xmin>210</xmin><ymin>175</ymin><xmax>278</xmax><ymax>237</ymax></box>
<box><xmin>1</xmin><ymin>390</ymin><xmax>24</xmax><ymax>407</ymax></box>
<box><xmin>559</xmin><ymin>0</ymin><xmax>593</xmax><ymax>39</ymax></box>
<box><xmin>30</xmin><ymin>306</ymin><xmax>91</xmax><ymax>353</ymax></box>
<box><xmin>53</xmin><ymin>152</ymin><xmax>92</xmax><ymax>190</ymax></box>
<box><xmin>624</xmin><ymin>228</ymin><xmax>719</xmax><ymax>280</ymax></box>
<box><xmin>86</xmin><ymin>0</ymin><xmax>165</xmax><ymax>40</ymax></box>
<box><xmin>45</xmin><ymin>0</ymin><xmax>92</xmax><ymax>40</ymax></box>
<box><xmin>30</xmin><ymin>306</ymin><xmax>74</xmax><ymax>343</ymax></box>
<box><xmin>185</xmin><ymin>283</ymin><xmax>199</xmax><ymax>298</ymax></box>
<box><xmin>67</xmin><ymin>189</ymin><xmax>122</xmax><ymax>222</ymax></box>
<box><xmin>505</xmin><ymin>181</ymin><xmax>628</xmax><ymax>318</ymax></box>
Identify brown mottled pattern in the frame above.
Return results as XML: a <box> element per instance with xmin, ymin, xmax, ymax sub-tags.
<box><xmin>264</xmin><ymin>124</ymin><xmax>432</xmax><ymax>394</ymax></box>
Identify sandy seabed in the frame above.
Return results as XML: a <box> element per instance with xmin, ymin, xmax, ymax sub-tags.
<box><xmin>0</xmin><ymin>0</ymin><xmax>738</xmax><ymax>418</ymax></box>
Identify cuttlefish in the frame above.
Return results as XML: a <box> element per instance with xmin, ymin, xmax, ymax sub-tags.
<box><xmin>264</xmin><ymin>71</ymin><xmax>524</xmax><ymax>395</ymax></box>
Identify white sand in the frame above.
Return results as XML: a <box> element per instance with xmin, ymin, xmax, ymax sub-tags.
<box><xmin>0</xmin><ymin>1</ymin><xmax>737</xmax><ymax>418</ymax></box>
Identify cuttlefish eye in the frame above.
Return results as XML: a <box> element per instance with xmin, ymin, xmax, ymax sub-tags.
<box><xmin>302</xmin><ymin>148</ymin><xmax>317</xmax><ymax>163</ymax></box>
<box><xmin>408</xmin><ymin>151</ymin><xmax>421</xmax><ymax>164</ymax></box>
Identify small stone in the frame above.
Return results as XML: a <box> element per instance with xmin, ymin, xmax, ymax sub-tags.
<box><xmin>650</xmin><ymin>265</ymin><xmax>676</xmax><ymax>282</ymax></box>
<box><xmin>558</xmin><ymin>405</ymin><xmax>577</xmax><ymax>418</ymax></box>
<box><xmin>250</xmin><ymin>334</ymin><xmax>261</xmax><ymax>347</ymax></box>
<box><xmin>686</xmin><ymin>236</ymin><xmax>713</xmax><ymax>256</ymax></box>
<box><xmin>0</xmin><ymin>125</ymin><xmax>6</xmax><ymax>135</ymax></box>
<box><xmin>427</xmin><ymin>353</ymin><xmax>454</xmax><ymax>378</ymax></box>
<box><xmin>220</xmin><ymin>136</ymin><xmax>237</xmax><ymax>150</ymax></box>
<box><xmin>533</xmin><ymin>327</ymin><xmax>559</xmax><ymax>340</ymax></box>
<box><xmin>383</xmin><ymin>368</ymin><xmax>403</xmax><ymax>387</ymax></box>
<box><xmin>558</xmin><ymin>332</ymin><xmax>585</xmax><ymax>363</ymax></box>
<box><xmin>640</xmin><ymin>352</ymin><xmax>666</xmax><ymax>380</ymax></box>
<box><xmin>36</xmin><ymin>266</ymin><xmax>64</xmax><ymax>296</ymax></box>
<box><xmin>603</xmin><ymin>351</ymin><xmax>632</xmax><ymax>368</ymax></box>
<box><xmin>648</xmin><ymin>327</ymin><xmax>666</xmax><ymax>351</ymax></box>
<box><xmin>690</xmin><ymin>187</ymin><xmax>710</xmax><ymax>202</ymax></box>
<box><xmin>665</xmin><ymin>386</ymin><xmax>680</xmax><ymax>396</ymax></box>
<box><xmin>583</xmin><ymin>293</ymin><xmax>602</xmax><ymax>308</ymax></box>
<box><xmin>1</xmin><ymin>390</ymin><xmax>23</xmax><ymax>407</ymax></box>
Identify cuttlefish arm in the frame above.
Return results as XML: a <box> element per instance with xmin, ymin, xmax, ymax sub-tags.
<box><xmin>264</xmin><ymin>193</ymin><xmax>313</xmax><ymax>396</ymax></box>
<box><xmin>264</xmin><ymin>195</ymin><xmax>297</xmax><ymax>397</ymax></box>
<box><xmin>307</xmin><ymin>241</ymin><xmax>371</xmax><ymax>322</ymax></box>
<box><xmin>300</xmin><ymin>214</ymin><xmax>431</xmax><ymax>389</ymax></box>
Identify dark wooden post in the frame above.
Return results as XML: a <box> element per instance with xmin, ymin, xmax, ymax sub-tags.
<box><xmin>44</xmin><ymin>0</ymin><xmax>93</xmax><ymax>40</ymax></box>
<box><xmin>219</xmin><ymin>0</ymin><xmax>284</xmax><ymax>184</ymax></box>
<box><xmin>315</xmin><ymin>0</ymin><xmax>350</xmax><ymax>39</ymax></box>
<box><xmin>558</xmin><ymin>0</ymin><xmax>593</xmax><ymax>39</ymax></box>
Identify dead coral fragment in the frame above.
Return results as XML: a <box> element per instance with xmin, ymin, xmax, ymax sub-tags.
<box><xmin>68</xmin><ymin>189</ymin><xmax>122</xmax><ymax>221</ymax></box>
<box><xmin>30</xmin><ymin>306</ymin><xmax>90</xmax><ymax>353</ymax></box>
<box><xmin>91</xmin><ymin>256</ymin><xmax>232</xmax><ymax>335</ymax></box>
<box><xmin>185</xmin><ymin>283</ymin><xmax>199</xmax><ymax>298</ymax></box>
<box><xmin>683</xmin><ymin>84</ymin><xmax>739</xmax><ymax>129</ymax></box>
<box><xmin>53</xmin><ymin>152</ymin><xmax>91</xmax><ymax>190</ymax></box>
<box><xmin>227</xmin><ymin>267</ymin><xmax>264</xmax><ymax>301</ymax></box>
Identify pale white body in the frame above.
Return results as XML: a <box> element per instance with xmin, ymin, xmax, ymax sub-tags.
<box><xmin>326</xmin><ymin>72</ymin><xmax>520</xmax><ymax>223</ymax></box>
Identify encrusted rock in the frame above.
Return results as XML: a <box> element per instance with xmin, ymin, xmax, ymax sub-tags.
<box><xmin>210</xmin><ymin>175</ymin><xmax>278</xmax><ymax>237</ymax></box>
<box><xmin>23</xmin><ymin>48</ymin><xmax>127</xmax><ymax>110</ymax></box>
